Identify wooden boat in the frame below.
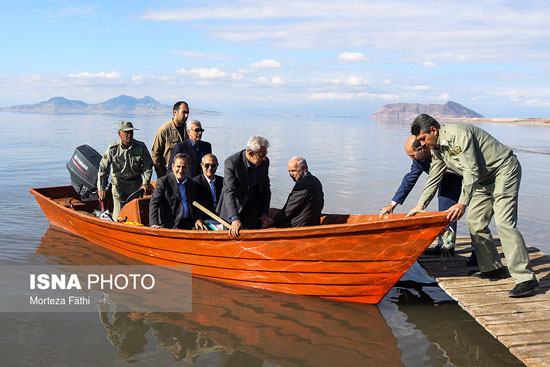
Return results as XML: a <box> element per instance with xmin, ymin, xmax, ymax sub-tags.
<box><xmin>30</xmin><ymin>185</ymin><xmax>450</xmax><ymax>304</ymax></box>
<box><xmin>37</xmin><ymin>226</ymin><xmax>403</xmax><ymax>366</ymax></box>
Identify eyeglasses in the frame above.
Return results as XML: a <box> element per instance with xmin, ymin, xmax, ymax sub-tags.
<box><xmin>203</xmin><ymin>163</ymin><xmax>218</xmax><ymax>169</ymax></box>
<box><xmin>178</xmin><ymin>110</ymin><xmax>189</xmax><ymax>114</ymax></box>
<box><xmin>288</xmin><ymin>169</ymin><xmax>300</xmax><ymax>173</ymax></box>
<box><xmin>191</xmin><ymin>128</ymin><xmax>204</xmax><ymax>133</ymax></box>
<box><xmin>256</xmin><ymin>152</ymin><xmax>268</xmax><ymax>158</ymax></box>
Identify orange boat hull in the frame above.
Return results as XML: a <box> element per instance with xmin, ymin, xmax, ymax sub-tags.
<box><xmin>30</xmin><ymin>185</ymin><xmax>449</xmax><ymax>304</ymax></box>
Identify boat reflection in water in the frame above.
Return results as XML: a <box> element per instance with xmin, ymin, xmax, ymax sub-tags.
<box><xmin>37</xmin><ymin>226</ymin><xmax>404</xmax><ymax>366</ymax></box>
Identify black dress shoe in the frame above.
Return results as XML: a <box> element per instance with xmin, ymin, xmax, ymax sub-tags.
<box><xmin>465</xmin><ymin>251</ymin><xmax>478</xmax><ymax>266</ymax></box>
<box><xmin>471</xmin><ymin>267</ymin><xmax>509</xmax><ymax>280</ymax></box>
<box><xmin>508</xmin><ymin>279</ymin><xmax>540</xmax><ymax>298</ymax></box>
<box><xmin>424</xmin><ymin>246</ymin><xmax>455</xmax><ymax>256</ymax></box>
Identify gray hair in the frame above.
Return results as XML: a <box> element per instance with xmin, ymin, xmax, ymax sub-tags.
<box><xmin>246</xmin><ymin>136</ymin><xmax>270</xmax><ymax>153</ymax></box>
<box><xmin>186</xmin><ymin>120</ymin><xmax>202</xmax><ymax>130</ymax></box>
<box><xmin>201</xmin><ymin>153</ymin><xmax>218</xmax><ymax>164</ymax></box>
<box><xmin>290</xmin><ymin>156</ymin><xmax>308</xmax><ymax>169</ymax></box>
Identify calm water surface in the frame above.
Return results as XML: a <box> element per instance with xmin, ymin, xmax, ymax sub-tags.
<box><xmin>2</xmin><ymin>111</ymin><xmax>548</xmax><ymax>366</ymax></box>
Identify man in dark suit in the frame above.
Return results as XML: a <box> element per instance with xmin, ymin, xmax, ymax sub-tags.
<box><xmin>149</xmin><ymin>153</ymin><xmax>206</xmax><ymax>230</ymax></box>
<box><xmin>217</xmin><ymin>136</ymin><xmax>271</xmax><ymax>237</ymax></box>
<box><xmin>168</xmin><ymin>120</ymin><xmax>212</xmax><ymax>178</ymax></box>
<box><xmin>192</xmin><ymin>154</ymin><xmax>223</xmax><ymax>215</ymax></box>
<box><xmin>273</xmin><ymin>156</ymin><xmax>324</xmax><ymax>228</ymax></box>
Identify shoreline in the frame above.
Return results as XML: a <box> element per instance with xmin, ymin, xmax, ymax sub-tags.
<box><xmin>439</xmin><ymin>117</ymin><xmax>550</xmax><ymax>126</ymax></box>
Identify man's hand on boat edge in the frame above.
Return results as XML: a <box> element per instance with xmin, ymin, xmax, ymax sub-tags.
<box><xmin>405</xmin><ymin>203</ymin><xmax>466</xmax><ymax>221</ymax></box>
<box><xmin>406</xmin><ymin>205</ymin><xmax>425</xmax><ymax>217</ymax></box>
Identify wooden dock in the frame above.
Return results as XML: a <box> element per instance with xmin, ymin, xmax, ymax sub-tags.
<box><xmin>418</xmin><ymin>236</ymin><xmax>550</xmax><ymax>367</ymax></box>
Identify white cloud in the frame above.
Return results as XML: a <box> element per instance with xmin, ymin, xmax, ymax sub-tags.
<box><xmin>348</xmin><ymin>75</ymin><xmax>367</xmax><ymax>85</ymax></box>
<box><xmin>231</xmin><ymin>73</ymin><xmax>245</xmax><ymax>80</ymax></box>
<box><xmin>175</xmin><ymin>67</ymin><xmax>227</xmax><ymax>79</ymax></box>
<box><xmin>384</xmin><ymin>79</ymin><xmax>392</xmax><ymax>85</ymax></box>
<box><xmin>142</xmin><ymin>1</ymin><xmax>550</xmax><ymax>63</ymax></box>
<box><xmin>437</xmin><ymin>92</ymin><xmax>450</xmax><ymax>101</ymax></box>
<box><xmin>67</xmin><ymin>71</ymin><xmax>121</xmax><ymax>79</ymax></box>
<box><xmin>412</xmin><ymin>85</ymin><xmax>431</xmax><ymax>90</ymax></box>
<box><xmin>170</xmin><ymin>50</ymin><xmax>227</xmax><ymax>60</ymax></box>
<box><xmin>251</xmin><ymin>59</ymin><xmax>282</xmax><ymax>68</ymax></box>
<box><xmin>423</xmin><ymin>61</ymin><xmax>437</xmax><ymax>68</ymax></box>
<box><xmin>338</xmin><ymin>52</ymin><xmax>370</xmax><ymax>62</ymax></box>
<box><xmin>309</xmin><ymin>92</ymin><xmax>400</xmax><ymax>100</ymax></box>
<box><xmin>271</xmin><ymin>76</ymin><xmax>284</xmax><ymax>85</ymax></box>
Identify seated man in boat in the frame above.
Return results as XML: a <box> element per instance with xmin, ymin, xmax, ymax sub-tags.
<box><xmin>378</xmin><ymin>135</ymin><xmax>469</xmax><ymax>259</ymax></box>
<box><xmin>149</xmin><ymin>153</ymin><xmax>207</xmax><ymax>230</ymax></box>
<box><xmin>408</xmin><ymin>113</ymin><xmax>538</xmax><ymax>297</ymax></box>
<box><xmin>192</xmin><ymin>154</ymin><xmax>223</xmax><ymax>215</ymax></box>
<box><xmin>273</xmin><ymin>156</ymin><xmax>324</xmax><ymax>228</ymax></box>
<box><xmin>97</xmin><ymin>121</ymin><xmax>153</xmax><ymax>221</ymax></box>
<box><xmin>168</xmin><ymin>120</ymin><xmax>212</xmax><ymax>178</ymax></box>
<box><xmin>217</xmin><ymin>136</ymin><xmax>271</xmax><ymax>237</ymax></box>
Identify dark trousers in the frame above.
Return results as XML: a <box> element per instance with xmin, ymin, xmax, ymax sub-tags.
<box><xmin>176</xmin><ymin>217</ymin><xmax>195</xmax><ymax>230</ymax></box>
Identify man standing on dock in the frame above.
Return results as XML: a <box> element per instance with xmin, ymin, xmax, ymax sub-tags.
<box><xmin>408</xmin><ymin>114</ymin><xmax>539</xmax><ymax>298</ymax></box>
<box><xmin>380</xmin><ymin>135</ymin><xmax>468</xmax><ymax>259</ymax></box>
<box><xmin>151</xmin><ymin>101</ymin><xmax>189</xmax><ymax>178</ymax></box>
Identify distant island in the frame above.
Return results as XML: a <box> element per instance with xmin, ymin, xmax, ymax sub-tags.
<box><xmin>0</xmin><ymin>95</ymin><xmax>220</xmax><ymax>115</ymax></box>
<box><xmin>370</xmin><ymin>101</ymin><xmax>484</xmax><ymax>120</ymax></box>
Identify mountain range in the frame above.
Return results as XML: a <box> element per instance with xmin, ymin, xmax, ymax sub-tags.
<box><xmin>0</xmin><ymin>95</ymin><xmax>219</xmax><ymax>115</ymax></box>
<box><xmin>370</xmin><ymin>101</ymin><xmax>483</xmax><ymax>120</ymax></box>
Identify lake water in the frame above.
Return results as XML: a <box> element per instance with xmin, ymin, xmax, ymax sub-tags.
<box><xmin>1</xmin><ymin>111</ymin><xmax>548</xmax><ymax>366</ymax></box>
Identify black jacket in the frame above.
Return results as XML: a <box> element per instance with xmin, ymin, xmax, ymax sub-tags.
<box><xmin>192</xmin><ymin>174</ymin><xmax>223</xmax><ymax>216</ymax></box>
<box><xmin>217</xmin><ymin>150</ymin><xmax>271</xmax><ymax>224</ymax></box>
<box><xmin>273</xmin><ymin>172</ymin><xmax>324</xmax><ymax>228</ymax></box>
<box><xmin>149</xmin><ymin>172</ymin><xmax>200</xmax><ymax>228</ymax></box>
<box><xmin>168</xmin><ymin>139</ymin><xmax>212</xmax><ymax>178</ymax></box>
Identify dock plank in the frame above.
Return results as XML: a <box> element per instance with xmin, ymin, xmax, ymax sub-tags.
<box><xmin>418</xmin><ymin>236</ymin><xmax>550</xmax><ymax>366</ymax></box>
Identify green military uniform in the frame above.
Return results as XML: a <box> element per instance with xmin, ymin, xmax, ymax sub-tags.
<box><xmin>151</xmin><ymin>119</ymin><xmax>187</xmax><ymax>178</ymax></box>
<box><xmin>98</xmin><ymin>135</ymin><xmax>153</xmax><ymax>221</ymax></box>
<box><xmin>418</xmin><ymin>124</ymin><xmax>535</xmax><ymax>284</ymax></box>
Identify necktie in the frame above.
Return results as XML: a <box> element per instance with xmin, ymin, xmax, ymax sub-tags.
<box><xmin>210</xmin><ymin>179</ymin><xmax>217</xmax><ymax>209</ymax></box>
<box><xmin>178</xmin><ymin>181</ymin><xmax>190</xmax><ymax>218</ymax></box>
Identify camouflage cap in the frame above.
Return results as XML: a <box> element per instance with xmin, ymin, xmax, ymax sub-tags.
<box><xmin>118</xmin><ymin>121</ymin><xmax>138</xmax><ymax>132</ymax></box>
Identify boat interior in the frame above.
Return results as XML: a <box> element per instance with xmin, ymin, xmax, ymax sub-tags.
<box><xmin>34</xmin><ymin>185</ymin><xmax>368</xmax><ymax>228</ymax></box>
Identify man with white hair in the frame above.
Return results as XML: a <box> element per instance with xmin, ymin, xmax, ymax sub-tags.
<box><xmin>168</xmin><ymin>120</ymin><xmax>212</xmax><ymax>178</ymax></box>
<box><xmin>273</xmin><ymin>156</ymin><xmax>324</xmax><ymax>228</ymax></box>
<box><xmin>217</xmin><ymin>136</ymin><xmax>271</xmax><ymax>237</ymax></box>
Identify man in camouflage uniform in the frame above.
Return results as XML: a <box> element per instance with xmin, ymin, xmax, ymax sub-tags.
<box><xmin>98</xmin><ymin>121</ymin><xmax>153</xmax><ymax>221</ymax></box>
<box><xmin>151</xmin><ymin>101</ymin><xmax>189</xmax><ymax>178</ymax></box>
<box><xmin>408</xmin><ymin>114</ymin><xmax>539</xmax><ymax>298</ymax></box>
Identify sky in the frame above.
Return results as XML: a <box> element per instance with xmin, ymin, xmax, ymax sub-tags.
<box><xmin>1</xmin><ymin>0</ymin><xmax>550</xmax><ymax>117</ymax></box>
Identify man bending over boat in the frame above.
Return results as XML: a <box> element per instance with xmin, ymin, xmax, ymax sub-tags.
<box><xmin>378</xmin><ymin>136</ymin><xmax>470</xmax><ymax>260</ymax></box>
<box><xmin>97</xmin><ymin>121</ymin><xmax>153</xmax><ymax>221</ymax></box>
<box><xmin>217</xmin><ymin>136</ymin><xmax>271</xmax><ymax>237</ymax></box>
<box><xmin>149</xmin><ymin>153</ymin><xmax>206</xmax><ymax>230</ymax></box>
<box><xmin>408</xmin><ymin>114</ymin><xmax>539</xmax><ymax>298</ymax></box>
<box><xmin>273</xmin><ymin>156</ymin><xmax>324</xmax><ymax>228</ymax></box>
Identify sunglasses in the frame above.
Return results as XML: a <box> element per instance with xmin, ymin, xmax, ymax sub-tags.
<box><xmin>191</xmin><ymin>128</ymin><xmax>204</xmax><ymax>133</ymax></box>
<box><xmin>203</xmin><ymin>163</ymin><xmax>218</xmax><ymax>169</ymax></box>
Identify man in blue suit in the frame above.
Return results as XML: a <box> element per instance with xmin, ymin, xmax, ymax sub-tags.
<box><xmin>379</xmin><ymin>135</ymin><xmax>468</xmax><ymax>258</ymax></box>
<box><xmin>168</xmin><ymin>120</ymin><xmax>212</xmax><ymax>178</ymax></box>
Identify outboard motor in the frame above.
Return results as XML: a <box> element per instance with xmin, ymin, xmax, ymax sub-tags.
<box><xmin>66</xmin><ymin>145</ymin><xmax>102</xmax><ymax>200</ymax></box>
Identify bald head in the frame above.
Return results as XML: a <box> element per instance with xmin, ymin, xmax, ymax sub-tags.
<box><xmin>404</xmin><ymin>135</ymin><xmax>430</xmax><ymax>162</ymax></box>
<box><xmin>287</xmin><ymin>156</ymin><xmax>308</xmax><ymax>182</ymax></box>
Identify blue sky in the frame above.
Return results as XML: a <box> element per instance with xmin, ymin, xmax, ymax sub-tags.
<box><xmin>1</xmin><ymin>0</ymin><xmax>550</xmax><ymax>116</ymax></box>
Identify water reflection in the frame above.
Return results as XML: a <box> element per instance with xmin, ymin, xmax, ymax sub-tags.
<box><xmin>37</xmin><ymin>226</ymin><xmax>403</xmax><ymax>366</ymax></box>
<box><xmin>383</xmin><ymin>283</ymin><xmax>523</xmax><ymax>366</ymax></box>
